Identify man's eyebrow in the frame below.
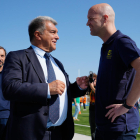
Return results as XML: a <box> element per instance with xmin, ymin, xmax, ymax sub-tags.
<box><xmin>51</xmin><ymin>29</ymin><xmax>58</xmax><ymax>33</ymax></box>
<box><xmin>88</xmin><ymin>16</ymin><xmax>93</xmax><ymax>18</ymax></box>
<box><xmin>51</xmin><ymin>29</ymin><xmax>56</xmax><ymax>31</ymax></box>
<box><xmin>88</xmin><ymin>16</ymin><xmax>97</xmax><ymax>19</ymax></box>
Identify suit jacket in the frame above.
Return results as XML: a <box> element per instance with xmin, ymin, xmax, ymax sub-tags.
<box><xmin>2</xmin><ymin>47</ymin><xmax>86</xmax><ymax>140</ymax></box>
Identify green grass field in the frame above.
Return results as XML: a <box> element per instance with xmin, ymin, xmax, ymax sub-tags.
<box><xmin>72</xmin><ymin>106</ymin><xmax>140</xmax><ymax>139</ymax></box>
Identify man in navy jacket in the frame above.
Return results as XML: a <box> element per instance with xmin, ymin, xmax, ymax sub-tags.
<box><xmin>2</xmin><ymin>16</ymin><xmax>88</xmax><ymax>140</ymax></box>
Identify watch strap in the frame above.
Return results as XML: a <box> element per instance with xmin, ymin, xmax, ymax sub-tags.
<box><xmin>123</xmin><ymin>100</ymin><xmax>132</xmax><ymax>109</ymax></box>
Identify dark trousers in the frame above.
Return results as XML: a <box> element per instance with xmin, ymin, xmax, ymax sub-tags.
<box><xmin>42</xmin><ymin>125</ymin><xmax>68</xmax><ymax>140</ymax></box>
<box><xmin>89</xmin><ymin>109</ymin><xmax>96</xmax><ymax>140</ymax></box>
<box><xmin>95</xmin><ymin>128</ymin><xmax>138</xmax><ymax>140</ymax></box>
<box><xmin>0</xmin><ymin>118</ymin><xmax>8</xmax><ymax>140</ymax></box>
<box><xmin>83</xmin><ymin>103</ymin><xmax>86</xmax><ymax>109</ymax></box>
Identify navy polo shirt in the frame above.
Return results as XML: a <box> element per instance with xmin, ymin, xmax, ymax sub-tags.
<box><xmin>96</xmin><ymin>30</ymin><xmax>140</xmax><ymax>131</ymax></box>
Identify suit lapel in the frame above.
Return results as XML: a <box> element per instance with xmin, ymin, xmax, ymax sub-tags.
<box><xmin>53</xmin><ymin>57</ymin><xmax>69</xmax><ymax>87</ymax></box>
<box><xmin>25</xmin><ymin>47</ymin><xmax>45</xmax><ymax>83</ymax></box>
<box><xmin>25</xmin><ymin>47</ymin><xmax>69</xmax><ymax>85</ymax></box>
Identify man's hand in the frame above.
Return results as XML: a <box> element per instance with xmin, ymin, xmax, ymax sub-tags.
<box><xmin>49</xmin><ymin>80</ymin><xmax>65</xmax><ymax>95</ymax></box>
<box><xmin>105</xmin><ymin>104</ymin><xmax>129</xmax><ymax>123</ymax></box>
<box><xmin>76</xmin><ymin>76</ymin><xmax>89</xmax><ymax>89</ymax></box>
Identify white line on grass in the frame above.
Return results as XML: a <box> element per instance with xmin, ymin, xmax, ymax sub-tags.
<box><xmin>74</xmin><ymin>124</ymin><xmax>90</xmax><ymax>127</ymax></box>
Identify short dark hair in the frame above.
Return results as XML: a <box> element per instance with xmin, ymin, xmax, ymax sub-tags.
<box><xmin>28</xmin><ymin>16</ymin><xmax>57</xmax><ymax>42</ymax></box>
<box><xmin>0</xmin><ymin>46</ymin><xmax>7</xmax><ymax>56</ymax></box>
<box><xmin>93</xmin><ymin>73</ymin><xmax>97</xmax><ymax>79</ymax></box>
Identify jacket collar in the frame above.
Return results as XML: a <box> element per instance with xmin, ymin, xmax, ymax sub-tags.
<box><xmin>25</xmin><ymin>47</ymin><xmax>68</xmax><ymax>85</ymax></box>
<box><xmin>25</xmin><ymin>46</ymin><xmax>45</xmax><ymax>83</ymax></box>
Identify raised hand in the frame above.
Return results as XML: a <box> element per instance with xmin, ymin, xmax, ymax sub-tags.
<box><xmin>76</xmin><ymin>76</ymin><xmax>89</xmax><ymax>89</ymax></box>
<box><xmin>49</xmin><ymin>80</ymin><xmax>65</xmax><ymax>95</ymax></box>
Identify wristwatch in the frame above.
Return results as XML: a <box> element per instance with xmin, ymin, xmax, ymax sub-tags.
<box><xmin>123</xmin><ymin>100</ymin><xmax>133</xmax><ymax>109</ymax></box>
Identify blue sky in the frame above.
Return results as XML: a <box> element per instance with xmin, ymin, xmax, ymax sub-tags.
<box><xmin>0</xmin><ymin>0</ymin><xmax>140</xmax><ymax>83</ymax></box>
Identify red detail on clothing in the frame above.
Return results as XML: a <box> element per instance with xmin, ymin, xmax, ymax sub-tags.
<box><xmin>90</xmin><ymin>90</ymin><xmax>95</xmax><ymax>103</ymax></box>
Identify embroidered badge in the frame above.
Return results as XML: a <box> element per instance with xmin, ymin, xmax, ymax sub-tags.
<box><xmin>107</xmin><ymin>50</ymin><xmax>112</xmax><ymax>59</ymax></box>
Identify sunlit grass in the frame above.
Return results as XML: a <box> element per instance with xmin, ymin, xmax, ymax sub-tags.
<box><xmin>72</xmin><ymin>106</ymin><xmax>140</xmax><ymax>139</ymax></box>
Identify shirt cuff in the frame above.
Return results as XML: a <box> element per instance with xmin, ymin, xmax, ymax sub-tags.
<box><xmin>47</xmin><ymin>84</ymin><xmax>51</xmax><ymax>98</ymax></box>
<box><xmin>78</xmin><ymin>85</ymin><xmax>87</xmax><ymax>90</ymax></box>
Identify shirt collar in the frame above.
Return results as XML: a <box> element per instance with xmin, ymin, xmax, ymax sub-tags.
<box><xmin>31</xmin><ymin>45</ymin><xmax>50</xmax><ymax>58</ymax></box>
<box><xmin>103</xmin><ymin>30</ymin><xmax>121</xmax><ymax>45</ymax></box>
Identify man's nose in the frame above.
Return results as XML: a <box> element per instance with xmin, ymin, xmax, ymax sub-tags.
<box><xmin>56</xmin><ymin>34</ymin><xmax>59</xmax><ymax>40</ymax></box>
<box><xmin>86</xmin><ymin>20</ymin><xmax>90</xmax><ymax>26</ymax></box>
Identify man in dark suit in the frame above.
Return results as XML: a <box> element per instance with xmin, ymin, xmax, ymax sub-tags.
<box><xmin>2</xmin><ymin>16</ymin><xmax>88</xmax><ymax>140</ymax></box>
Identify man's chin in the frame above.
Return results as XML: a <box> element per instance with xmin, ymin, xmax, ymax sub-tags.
<box><xmin>50</xmin><ymin>46</ymin><xmax>56</xmax><ymax>52</ymax></box>
<box><xmin>52</xmin><ymin>46</ymin><xmax>56</xmax><ymax>50</ymax></box>
<box><xmin>90</xmin><ymin>32</ymin><xmax>94</xmax><ymax>36</ymax></box>
<box><xmin>90</xmin><ymin>31</ymin><xmax>97</xmax><ymax>36</ymax></box>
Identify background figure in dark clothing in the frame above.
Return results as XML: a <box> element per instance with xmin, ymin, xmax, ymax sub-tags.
<box><xmin>89</xmin><ymin>73</ymin><xmax>97</xmax><ymax>140</ymax></box>
<box><xmin>83</xmin><ymin>95</ymin><xmax>87</xmax><ymax>110</ymax></box>
<box><xmin>0</xmin><ymin>46</ymin><xmax>10</xmax><ymax>140</ymax></box>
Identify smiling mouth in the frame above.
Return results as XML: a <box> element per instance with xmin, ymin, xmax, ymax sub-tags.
<box><xmin>89</xmin><ymin>26</ymin><xmax>92</xmax><ymax>29</ymax></box>
<box><xmin>52</xmin><ymin>41</ymin><xmax>57</xmax><ymax>44</ymax></box>
<box><xmin>0</xmin><ymin>62</ymin><xmax>3</xmax><ymax>66</ymax></box>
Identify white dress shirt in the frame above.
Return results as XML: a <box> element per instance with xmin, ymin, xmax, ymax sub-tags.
<box><xmin>31</xmin><ymin>45</ymin><xmax>68</xmax><ymax>128</ymax></box>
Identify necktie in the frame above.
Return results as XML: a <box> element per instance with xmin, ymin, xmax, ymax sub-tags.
<box><xmin>44</xmin><ymin>53</ymin><xmax>59</xmax><ymax>124</ymax></box>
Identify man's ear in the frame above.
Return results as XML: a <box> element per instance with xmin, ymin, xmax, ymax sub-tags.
<box><xmin>34</xmin><ymin>31</ymin><xmax>42</xmax><ymax>41</ymax></box>
<box><xmin>103</xmin><ymin>14</ymin><xmax>108</xmax><ymax>23</ymax></box>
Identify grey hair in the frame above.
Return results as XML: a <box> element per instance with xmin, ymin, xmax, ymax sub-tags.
<box><xmin>28</xmin><ymin>16</ymin><xmax>57</xmax><ymax>42</ymax></box>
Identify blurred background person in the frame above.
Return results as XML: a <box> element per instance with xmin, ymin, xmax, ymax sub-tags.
<box><xmin>73</xmin><ymin>97</ymin><xmax>80</xmax><ymax>121</ymax></box>
<box><xmin>83</xmin><ymin>94</ymin><xmax>87</xmax><ymax>111</ymax></box>
<box><xmin>0</xmin><ymin>46</ymin><xmax>10</xmax><ymax>140</ymax></box>
<box><xmin>89</xmin><ymin>73</ymin><xmax>97</xmax><ymax>140</ymax></box>
<box><xmin>79</xmin><ymin>97</ymin><xmax>83</xmax><ymax>114</ymax></box>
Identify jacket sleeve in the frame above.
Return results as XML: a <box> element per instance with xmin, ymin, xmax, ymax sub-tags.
<box><xmin>2</xmin><ymin>51</ymin><xmax>48</xmax><ymax>105</ymax></box>
<box><xmin>69</xmin><ymin>82</ymin><xmax>87</xmax><ymax>98</ymax></box>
